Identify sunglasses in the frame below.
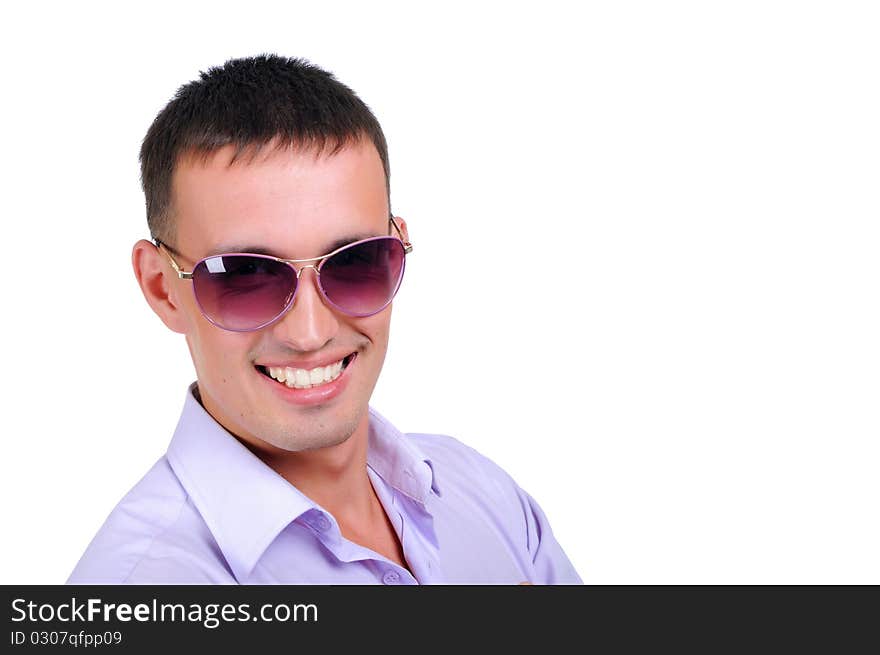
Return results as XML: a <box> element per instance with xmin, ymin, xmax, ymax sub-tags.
<box><xmin>155</xmin><ymin>216</ymin><xmax>412</xmax><ymax>332</ymax></box>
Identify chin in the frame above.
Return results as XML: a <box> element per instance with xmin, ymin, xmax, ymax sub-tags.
<box><xmin>253</xmin><ymin>405</ymin><xmax>366</xmax><ymax>453</ymax></box>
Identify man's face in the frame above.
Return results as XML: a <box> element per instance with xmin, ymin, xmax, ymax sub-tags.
<box><xmin>166</xmin><ymin>139</ymin><xmax>397</xmax><ymax>455</ymax></box>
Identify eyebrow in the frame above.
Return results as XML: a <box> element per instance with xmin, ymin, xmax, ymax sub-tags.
<box><xmin>206</xmin><ymin>233</ymin><xmax>379</xmax><ymax>259</ymax></box>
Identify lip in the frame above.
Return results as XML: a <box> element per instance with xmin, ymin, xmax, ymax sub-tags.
<box><xmin>256</xmin><ymin>353</ymin><xmax>356</xmax><ymax>406</ymax></box>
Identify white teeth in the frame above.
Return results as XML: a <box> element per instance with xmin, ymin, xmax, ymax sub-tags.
<box><xmin>264</xmin><ymin>357</ymin><xmax>348</xmax><ymax>389</ymax></box>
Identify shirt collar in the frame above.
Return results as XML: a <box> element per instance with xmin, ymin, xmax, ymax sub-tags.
<box><xmin>366</xmin><ymin>406</ymin><xmax>442</xmax><ymax>505</ymax></box>
<box><xmin>166</xmin><ymin>383</ymin><xmax>439</xmax><ymax>582</ymax></box>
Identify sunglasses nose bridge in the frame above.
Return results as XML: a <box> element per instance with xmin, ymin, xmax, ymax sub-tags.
<box><xmin>290</xmin><ymin>264</ymin><xmax>324</xmax><ymax>303</ymax></box>
<box><xmin>292</xmin><ymin>263</ymin><xmax>320</xmax><ymax>280</ymax></box>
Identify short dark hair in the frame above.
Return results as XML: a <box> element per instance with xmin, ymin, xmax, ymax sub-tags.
<box><xmin>139</xmin><ymin>54</ymin><xmax>390</xmax><ymax>242</ymax></box>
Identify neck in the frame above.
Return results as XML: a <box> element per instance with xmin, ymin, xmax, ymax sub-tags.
<box><xmin>192</xmin><ymin>385</ymin><xmax>384</xmax><ymax>530</ymax></box>
<box><xmin>245</xmin><ymin>412</ymin><xmax>381</xmax><ymax>528</ymax></box>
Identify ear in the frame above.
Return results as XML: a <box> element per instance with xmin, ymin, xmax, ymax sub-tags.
<box><xmin>131</xmin><ymin>239</ymin><xmax>190</xmax><ymax>335</ymax></box>
<box><xmin>393</xmin><ymin>216</ymin><xmax>410</xmax><ymax>245</ymax></box>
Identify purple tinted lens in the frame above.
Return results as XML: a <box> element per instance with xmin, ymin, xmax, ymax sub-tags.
<box><xmin>192</xmin><ymin>254</ymin><xmax>296</xmax><ymax>330</ymax></box>
<box><xmin>320</xmin><ymin>238</ymin><xmax>405</xmax><ymax>316</ymax></box>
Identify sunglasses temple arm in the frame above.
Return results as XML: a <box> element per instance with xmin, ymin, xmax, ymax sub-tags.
<box><xmin>388</xmin><ymin>215</ymin><xmax>413</xmax><ymax>254</ymax></box>
<box><xmin>154</xmin><ymin>239</ymin><xmax>194</xmax><ymax>279</ymax></box>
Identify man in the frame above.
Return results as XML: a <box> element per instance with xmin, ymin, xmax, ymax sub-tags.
<box><xmin>68</xmin><ymin>55</ymin><xmax>582</xmax><ymax>584</ymax></box>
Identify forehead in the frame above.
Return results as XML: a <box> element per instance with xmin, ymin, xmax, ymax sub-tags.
<box><xmin>171</xmin><ymin>139</ymin><xmax>389</xmax><ymax>258</ymax></box>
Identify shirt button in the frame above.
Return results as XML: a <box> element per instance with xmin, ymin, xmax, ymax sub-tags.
<box><xmin>382</xmin><ymin>570</ymin><xmax>401</xmax><ymax>585</ymax></box>
<box><xmin>314</xmin><ymin>515</ymin><xmax>331</xmax><ymax>531</ymax></box>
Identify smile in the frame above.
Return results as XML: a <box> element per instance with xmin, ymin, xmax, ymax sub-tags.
<box><xmin>256</xmin><ymin>354</ymin><xmax>355</xmax><ymax>390</ymax></box>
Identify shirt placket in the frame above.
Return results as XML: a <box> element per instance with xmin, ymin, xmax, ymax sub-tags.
<box><xmin>300</xmin><ymin>506</ymin><xmax>419</xmax><ymax>585</ymax></box>
<box><xmin>368</xmin><ymin>468</ymin><xmax>445</xmax><ymax>585</ymax></box>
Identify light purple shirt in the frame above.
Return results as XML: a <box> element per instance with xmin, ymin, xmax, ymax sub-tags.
<box><xmin>68</xmin><ymin>385</ymin><xmax>582</xmax><ymax>584</ymax></box>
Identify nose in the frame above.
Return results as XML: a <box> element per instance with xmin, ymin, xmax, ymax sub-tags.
<box><xmin>269</xmin><ymin>266</ymin><xmax>339</xmax><ymax>351</ymax></box>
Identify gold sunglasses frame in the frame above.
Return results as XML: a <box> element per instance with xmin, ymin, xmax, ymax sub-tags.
<box><xmin>154</xmin><ymin>215</ymin><xmax>412</xmax><ymax>280</ymax></box>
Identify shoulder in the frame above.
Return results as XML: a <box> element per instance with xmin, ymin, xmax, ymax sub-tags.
<box><xmin>67</xmin><ymin>457</ymin><xmax>234</xmax><ymax>584</ymax></box>
<box><xmin>406</xmin><ymin>431</ymin><xmax>583</xmax><ymax>584</ymax></box>
<box><xmin>406</xmin><ymin>431</ymin><xmax>503</xmax><ymax>474</ymax></box>
<box><xmin>405</xmin><ymin>431</ymin><xmax>526</xmax><ymax>510</ymax></box>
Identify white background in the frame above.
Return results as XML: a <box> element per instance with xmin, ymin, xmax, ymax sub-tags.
<box><xmin>1</xmin><ymin>1</ymin><xmax>877</xmax><ymax>584</ymax></box>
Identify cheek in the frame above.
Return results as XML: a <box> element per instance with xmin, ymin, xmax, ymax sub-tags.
<box><xmin>171</xmin><ymin>282</ymin><xmax>205</xmax><ymax>332</ymax></box>
<box><xmin>186</xmin><ymin>323</ymin><xmax>254</xmax><ymax>384</ymax></box>
<box><xmin>357</xmin><ymin>313</ymin><xmax>392</xmax><ymax>352</ymax></box>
